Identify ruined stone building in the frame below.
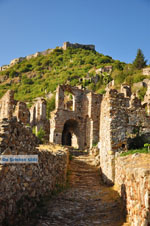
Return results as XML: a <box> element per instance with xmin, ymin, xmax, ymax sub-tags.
<box><xmin>62</xmin><ymin>42</ymin><xmax>95</xmax><ymax>51</ymax></box>
<box><xmin>50</xmin><ymin>85</ymin><xmax>102</xmax><ymax>149</ymax></box>
<box><xmin>0</xmin><ymin>90</ymin><xmax>30</xmax><ymax>124</ymax></box>
<box><xmin>1</xmin><ymin>83</ymin><xmax>150</xmax><ymax>185</ymax></box>
<box><xmin>143</xmin><ymin>67</ymin><xmax>150</xmax><ymax>75</ymax></box>
<box><xmin>49</xmin><ymin>84</ymin><xmax>150</xmax><ymax>186</ymax></box>
<box><xmin>30</xmin><ymin>97</ymin><xmax>50</xmax><ymax>140</ymax></box>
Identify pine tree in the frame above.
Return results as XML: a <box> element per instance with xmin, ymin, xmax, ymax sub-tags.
<box><xmin>133</xmin><ymin>49</ymin><xmax>147</xmax><ymax>69</ymax></box>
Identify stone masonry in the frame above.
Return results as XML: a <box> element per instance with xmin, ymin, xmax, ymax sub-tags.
<box><xmin>100</xmin><ymin>88</ymin><xmax>150</xmax><ymax>185</ymax></box>
<box><xmin>0</xmin><ymin>117</ymin><xmax>69</xmax><ymax>224</ymax></box>
<box><xmin>0</xmin><ymin>90</ymin><xmax>30</xmax><ymax>124</ymax></box>
<box><xmin>62</xmin><ymin>42</ymin><xmax>95</xmax><ymax>51</ymax></box>
<box><xmin>30</xmin><ymin>97</ymin><xmax>50</xmax><ymax>140</ymax></box>
<box><xmin>50</xmin><ymin>85</ymin><xmax>102</xmax><ymax>150</ymax></box>
<box><xmin>1</xmin><ymin>83</ymin><xmax>150</xmax><ymax>225</ymax></box>
<box><xmin>115</xmin><ymin>154</ymin><xmax>150</xmax><ymax>226</ymax></box>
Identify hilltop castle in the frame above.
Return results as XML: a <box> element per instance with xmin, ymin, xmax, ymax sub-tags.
<box><xmin>0</xmin><ymin>42</ymin><xmax>95</xmax><ymax>71</ymax></box>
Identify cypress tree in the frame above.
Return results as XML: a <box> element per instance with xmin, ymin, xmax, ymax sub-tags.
<box><xmin>133</xmin><ymin>49</ymin><xmax>147</xmax><ymax>69</ymax></box>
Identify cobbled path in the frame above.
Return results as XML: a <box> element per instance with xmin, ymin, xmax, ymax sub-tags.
<box><xmin>27</xmin><ymin>153</ymin><xmax>128</xmax><ymax>226</ymax></box>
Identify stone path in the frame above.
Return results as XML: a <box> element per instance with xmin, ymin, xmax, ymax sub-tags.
<box><xmin>26</xmin><ymin>153</ymin><xmax>128</xmax><ymax>226</ymax></box>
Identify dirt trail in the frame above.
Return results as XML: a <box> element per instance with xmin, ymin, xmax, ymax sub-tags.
<box><xmin>27</xmin><ymin>153</ymin><xmax>128</xmax><ymax>226</ymax></box>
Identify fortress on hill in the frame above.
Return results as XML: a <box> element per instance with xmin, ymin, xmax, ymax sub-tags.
<box><xmin>0</xmin><ymin>42</ymin><xmax>95</xmax><ymax>71</ymax></box>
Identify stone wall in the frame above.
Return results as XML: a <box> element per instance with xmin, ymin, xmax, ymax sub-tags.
<box><xmin>0</xmin><ymin>90</ymin><xmax>30</xmax><ymax>124</ymax></box>
<box><xmin>0</xmin><ymin>117</ymin><xmax>69</xmax><ymax>225</ymax></box>
<box><xmin>143</xmin><ymin>67</ymin><xmax>150</xmax><ymax>76</ymax></box>
<box><xmin>0</xmin><ymin>90</ymin><xmax>15</xmax><ymax>120</ymax></box>
<box><xmin>115</xmin><ymin>154</ymin><xmax>150</xmax><ymax>226</ymax></box>
<box><xmin>62</xmin><ymin>42</ymin><xmax>95</xmax><ymax>51</ymax></box>
<box><xmin>30</xmin><ymin>98</ymin><xmax>50</xmax><ymax>140</ymax></box>
<box><xmin>50</xmin><ymin>85</ymin><xmax>102</xmax><ymax>149</ymax></box>
<box><xmin>100</xmin><ymin>89</ymin><xmax>150</xmax><ymax>185</ymax></box>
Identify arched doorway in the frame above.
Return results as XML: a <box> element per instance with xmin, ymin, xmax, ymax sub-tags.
<box><xmin>62</xmin><ymin>119</ymin><xmax>79</xmax><ymax>148</ymax></box>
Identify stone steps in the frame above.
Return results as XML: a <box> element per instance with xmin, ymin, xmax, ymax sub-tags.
<box><xmin>24</xmin><ymin>152</ymin><xmax>128</xmax><ymax>226</ymax></box>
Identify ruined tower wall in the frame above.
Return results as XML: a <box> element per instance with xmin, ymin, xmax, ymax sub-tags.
<box><xmin>0</xmin><ymin>90</ymin><xmax>30</xmax><ymax>124</ymax></box>
<box><xmin>100</xmin><ymin>89</ymin><xmax>150</xmax><ymax>185</ymax></box>
<box><xmin>0</xmin><ymin>90</ymin><xmax>15</xmax><ymax>120</ymax></box>
<box><xmin>99</xmin><ymin>91</ymin><xmax>114</xmax><ymax>184</ymax></box>
<box><xmin>13</xmin><ymin>101</ymin><xmax>30</xmax><ymax>124</ymax></box>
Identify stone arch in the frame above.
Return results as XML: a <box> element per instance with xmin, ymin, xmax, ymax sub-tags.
<box><xmin>62</xmin><ymin>119</ymin><xmax>79</xmax><ymax>148</ymax></box>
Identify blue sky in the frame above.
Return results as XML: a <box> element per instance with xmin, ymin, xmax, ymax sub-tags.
<box><xmin>0</xmin><ymin>0</ymin><xmax>150</xmax><ymax>66</ymax></box>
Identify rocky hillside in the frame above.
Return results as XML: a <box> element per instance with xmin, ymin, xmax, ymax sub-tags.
<box><xmin>0</xmin><ymin>45</ymin><xmax>149</xmax><ymax>105</ymax></box>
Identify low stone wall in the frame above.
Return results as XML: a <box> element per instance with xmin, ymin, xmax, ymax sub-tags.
<box><xmin>115</xmin><ymin>154</ymin><xmax>150</xmax><ymax>226</ymax></box>
<box><xmin>0</xmin><ymin>118</ymin><xmax>69</xmax><ymax>225</ymax></box>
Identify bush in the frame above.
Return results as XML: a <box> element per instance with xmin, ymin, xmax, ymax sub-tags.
<box><xmin>9</xmin><ymin>70</ymin><xmax>18</xmax><ymax>78</ymax></box>
<box><xmin>22</xmin><ymin>75</ymin><xmax>34</xmax><ymax>85</ymax></box>
<box><xmin>138</xmin><ymin>87</ymin><xmax>147</xmax><ymax>101</ymax></box>
<box><xmin>37</xmin><ymin>127</ymin><xmax>45</xmax><ymax>143</ymax></box>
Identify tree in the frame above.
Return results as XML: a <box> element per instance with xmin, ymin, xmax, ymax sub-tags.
<box><xmin>133</xmin><ymin>49</ymin><xmax>147</xmax><ymax>69</ymax></box>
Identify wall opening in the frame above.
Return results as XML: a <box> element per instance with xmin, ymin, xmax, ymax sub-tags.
<box><xmin>64</xmin><ymin>91</ymin><xmax>75</xmax><ymax>111</ymax></box>
<box><xmin>62</xmin><ymin>119</ymin><xmax>79</xmax><ymax>148</ymax></box>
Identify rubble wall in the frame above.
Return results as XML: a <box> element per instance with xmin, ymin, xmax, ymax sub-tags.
<box><xmin>115</xmin><ymin>154</ymin><xmax>150</xmax><ymax>226</ymax></box>
<box><xmin>0</xmin><ymin>118</ymin><xmax>69</xmax><ymax>225</ymax></box>
<box><xmin>100</xmin><ymin>89</ymin><xmax>150</xmax><ymax>184</ymax></box>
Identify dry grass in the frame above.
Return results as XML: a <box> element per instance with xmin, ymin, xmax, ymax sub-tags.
<box><xmin>37</xmin><ymin>143</ymin><xmax>67</xmax><ymax>153</ymax></box>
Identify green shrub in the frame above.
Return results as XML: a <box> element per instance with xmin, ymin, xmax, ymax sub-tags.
<box><xmin>120</xmin><ymin>147</ymin><xmax>148</xmax><ymax>156</ymax></box>
<box><xmin>9</xmin><ymin>70</ymin><xmax>18</xmax><ymax>78</ymax></box>
<box><xmin>138</xmin><ymin>87</ymin><xmax>147</xmax><ymax>101</ymax></box>
<box><xmin>37</xmin><ymin>128</ymin><xmax>45</xmax><ymax>143</ymax></box>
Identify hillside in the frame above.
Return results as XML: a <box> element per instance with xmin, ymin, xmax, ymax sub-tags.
<box><xmin>0</xmin><ymin>45</ymin><xmax>149</xmax><ymax>105</ymax></box>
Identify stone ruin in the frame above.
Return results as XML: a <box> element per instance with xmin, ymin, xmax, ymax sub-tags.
<box><xmin>0</xmin><ymin>42</ymin><xmax>95</xmax><ymax>71</ymax></box>
<box><xmin>0</xmin><ymin>90</ymin><xmax>30</xmax><ymax>124</ymax></box>
<box><xmin>1</xmin><ymin>84</ymin><xmax>150</xmax><ymax>180</ymax></box>
<box><xmin>62</xmin><ymin>42</ymin><xmax>95</xmax><ymax>51</ymax></box>
<box><xmin>1</xmin><ymin>84</ymin><xmax>150</xmax><ymax>225</ymax></box>
<box><xmin>50</xmin><ymin>85</ymin><xmax>102</xmax><ymax>149</ymax></box>
<box><xmin>30</xmin><ymin>97</ymin><xmax>50</xmax><ymax>140</ymax></box>
<box><xmin>0</xmin><ymin>90</ymin><xmax>49</xmax><ymax>140</ymax></box>
<box><xmin>1</xmin><ymin>83</ymin><xmax>150</xmax><ymax>153</ymax></box>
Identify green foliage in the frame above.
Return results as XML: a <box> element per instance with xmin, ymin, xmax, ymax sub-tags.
<box><xmin>144</xmin><ymin>143</ymin><xmax>150</xmax><ymax>152</ymax></box>
<box><xmin>32</xmin><ymin>126</ymin><xmax>36</xmax><ymax>135</ymax></box>
<box><xmin>37</xmin><ymin>128</ymin><xmax>45</xmax><ymax>143</ymax></box>
<box><xmin>138</xmin><ymin>87</ymin><xmax>147</xmax><ymax>101</ymax></box>
<box><xmin>22</xmin><ymin>75</ymin><xmax>34</xmax><ymax>85</ymax></box>
<box><xmin>133</xmin><ymin>49</ymin><xmax>147</xmax><ymax>69</ymax></box>
<box><xmin>120</xmin><ymin>147</ymin><xmax>148</xmax><ymax>156</ymax></box>
<box><xmin>113</xmin><ymin>71</ymin><xmax>126</xmax><ymax>85</ymax></box>
<box><xmin>144</xmin><ymin>143</ymin><xmax>150</xmax><ymax>147</ymax></box>
<box><xmin>0</xmin><ymin>46</ymin><xmax>145</xmax><ymax>102</ymax></box>
<box><xmin>92</xmin><ymin>141</ymin><xmax>98</xmax><ymax>147</ymax></box>
<box><xmin>97</xmin><ymin>88</ymin><xmax>106</xmax><ymax>94</ymax></box>
<box><xmin>9</xmin><ymin>70</ymin><xmax>18</xmax><ymax>78</ymax></box>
